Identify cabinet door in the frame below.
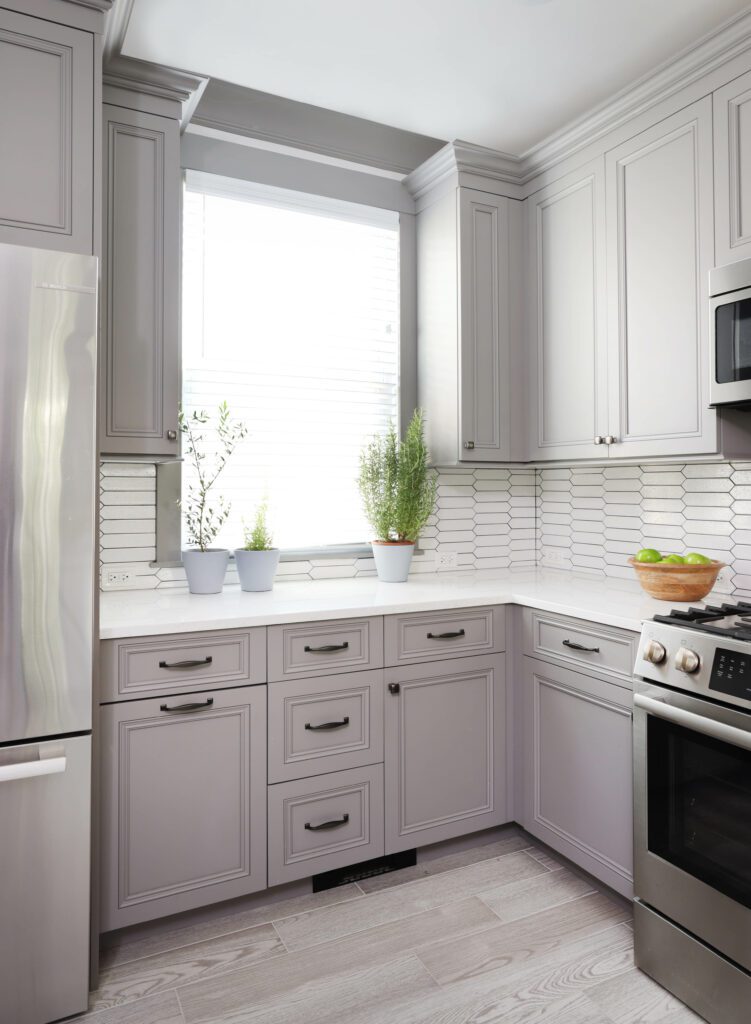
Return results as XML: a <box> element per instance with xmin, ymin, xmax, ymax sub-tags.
<box><xmin>0</xmin><ymin>9</ymin><xmax>93</xmax><ymax>253</ymax></box>
<box><xmin>521</xmin><ymin>657</ymin><xmax>633</xmax><ymax>897</ymax></box>
<box><xmin>714</xmin><ymin>69</ymin><xmax>751</xmax><ymax>266</ymax></box>
<box><xmin>605</xmin><ymin>98</ymin><xmax>716</xmax><ymax>459</ymax></box>
<box><xmin>385</xmin><ymin>654</ymin><xmax>508</xmax><ymax>853</ymax></box>
<box><xmin>458</xmin><ymin>189</ymin><xmax>511</xmax><ymax>461</ymax></box>
<box><xmin>100</xmin><ymin>686</ymin><xmax>267</xmax><ymax>930</ymax></box>
<box><xmin>526</xmin><ymin>161</ymin><xmax>608</xmax><ymax>461</ymax></box>
<box><xmin>100</xmin><ymin>105</ymin><xmax>180</xmax><ymax>456</ymax></box>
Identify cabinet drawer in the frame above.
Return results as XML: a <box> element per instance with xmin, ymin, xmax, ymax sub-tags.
<box><xmin>385</xmin><ymin>606</ymin><xmax>505</xmax><ymax>666</ymax></box>
<box><xmin>268</xmin><ymin>617</ymin><xmax>383</xmax><ymax>681</ymax></box>
<box><xmin>268</xmin><ymin>671</ymin><xmax>384</xmax><ymax>783</ymax></box>
<box><xmin>100</xmin><ymin>628</ymin><xmax>266</xmax><ymax>702</ymax></box>
<box><xmin>268</xmin><ymin>765</ymin><xmax>384</xmax><ymax>885</ymax></box>
<box><xmin>522</xmin><ymin>609</ymin><xmax>637</xmax><ymax>686</ymax></box>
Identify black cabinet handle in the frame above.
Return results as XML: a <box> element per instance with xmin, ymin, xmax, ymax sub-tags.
<box><xmin>427</xmin><ymin>629</ymin><xmax>466</xmax><ymax>640</ymax></box>
<box><xmin>159</xmin><ymin>657</ymin><xmax>213</xmax><ymax>669</ymax></box>
<box><xmin>305</xmin><ymin>717</ymin><xmax>350</xmax><ymax>731</ymax></box>
<box><xmin>305</xmin><ymin>814</ymin><xmax>350</xmax><ymax>831</ymax></box>
<box><xmin>160</xmin><ymin>698</ymin><xmax>214</xmax><ymax>713</ymax></box>
<box><xmin>304</xmin><ymin>642</ymin><xmax>350</xmax><ymax>654</ymax></box>
<box><xmin>388</xmin><ymin>682</ymin><xmax>400</xmax><ymax>695</ymax></box>
<box><xmin>562</xmin><ymin>639</ymin><xmax>600</xmax><ymax>653</ymax></box>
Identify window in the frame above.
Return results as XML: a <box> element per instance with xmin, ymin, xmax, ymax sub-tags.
<box><xmin>181</xmin><ymin>172</ymin><xmax>402</xmax><ymax>554</ymax></box>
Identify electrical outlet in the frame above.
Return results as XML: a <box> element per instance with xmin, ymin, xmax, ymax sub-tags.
<box><xmin>436</xmin><ymin>550</ymin><xmax>459</xmax><ymax>571</ymax></box>
<box><xmin>101</xmin><ymin>569</ymin><xmax>134</xmax><ymax>590</ymax></box>
<box><xmin>542</xmin><ymin>549</ymin><xmax>566</xmax><ymax>568</ymax></box>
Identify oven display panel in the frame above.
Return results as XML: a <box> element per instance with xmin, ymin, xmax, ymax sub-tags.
<box><xmin>710</xmin><ymin>648</ymin><xmax>751</xmax><ymax>700</ymax></box>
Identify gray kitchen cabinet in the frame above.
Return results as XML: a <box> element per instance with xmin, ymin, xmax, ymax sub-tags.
<box><xmin>526</xmin><ymin>160</ymin><xmax>608</xmax><ymax>461</ymax></box>
<box><xmin>384</xmin><ymin>653</ymin><xmax>508</xmax><ymax>853</ymax></box>
<box><xmin>385</xmin><ymin>605</ymin><xmax>506</xmax><ymax>666</ymax></box>
<box><xmin>714</xmin><ymin>68</ymin><xmax>751</xmax><ymax>266</ymax></box>
<box><xmin>100</xmin><ymin>103</ymin><xmax>180</xmax><ymax>456</ymax></box>
<box><xmin>416</xmin><ymin>186</ymin><xmax>524</xmax><ymax>464</ymax></box>
<box><xmin>268</xmin><ymin>616</ymin><xmax>383</xmax><ymax>681</ymax></box>
<box><xmin>604</xmin><ymin>97</ymin><xmax>716</xmax><ymax>459</ymax></box>
<box><xmin>0</xmin><ymin>8</ymin><xmax>94</xmax><ymax>253</ymax></box>
<box><xmin>521</xmin><ymin>657</ymin><xmax>633</xmax><ymax>898</ymax></box>
<box><xmin>100</xmin><ymin>685</ymin><xmax>267</xmax><ymax>930</ymax></box>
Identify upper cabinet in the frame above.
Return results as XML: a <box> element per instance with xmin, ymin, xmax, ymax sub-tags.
<box><xmin>100</xmin><ymin>103</ymin><xmax>180</xmax><ymax>456</ymax></box>
<box><xmin>714</xmin><ymin>69</ymin><xmax>751</xmax><ymax>266</ymax></box>
<box><xmin>416</xmin><ymin>186</ymin><xmax>524</xmax><ymax>464</ymax></box>
<box><xmin>0</xmin><ymin>8</ymin><xmax>94</xmax><ymax>254</ymax></box>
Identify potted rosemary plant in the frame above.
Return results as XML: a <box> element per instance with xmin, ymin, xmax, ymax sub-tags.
<box><xmin>235</xmin><ymin>501</ymin><xmax>280</xmax><ymax>592</ymax></box>
<box><xmin>179</xmin><ymin>401</ymin><xmax>247</xmax><ymax>594</ymax></box>
<box><xmin>357</xmin><ymin>409</ymin><xmax>437</xmax><ymax>582</ymax></box>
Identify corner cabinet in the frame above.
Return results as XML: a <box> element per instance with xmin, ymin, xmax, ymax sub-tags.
<box><xmin>714</xmin><ymin>69</ymin><xmax>751</xmax><ymax>266</ymax></box>
<box><xmin>0</xmin><ymin>8</ymin><xmax>94</xmax><ymax>253</ymax></box>
<box><xmin>100</xmin><ymin>103</ymin><xmax>180</xmax><ymax>456</ymax></box>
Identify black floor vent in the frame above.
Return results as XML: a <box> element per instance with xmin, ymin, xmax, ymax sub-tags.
<box><xmin>312</xmin><ymin>850</ymin><xmax>417</xmax><ymax>892</ymax></box>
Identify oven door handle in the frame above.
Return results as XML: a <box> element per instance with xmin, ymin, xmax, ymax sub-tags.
<box><xmin>634</xmin><ymin>693</ymin><xmax>751</xmax><ymax>752</ymax></box>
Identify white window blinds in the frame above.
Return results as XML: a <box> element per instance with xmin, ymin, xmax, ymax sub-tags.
<box><xmin>182</xmin><ymin>171</ymin><xmax>401</xmax><ymax>552</ymax></box>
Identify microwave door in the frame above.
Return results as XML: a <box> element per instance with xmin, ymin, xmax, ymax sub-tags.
<box><xmin>710</xmin><ymin>286</ymin><xmax>751</xmax><ymax>405</ymax></box>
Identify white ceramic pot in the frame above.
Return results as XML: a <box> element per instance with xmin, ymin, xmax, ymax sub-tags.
<box><xmin>182</xmin><ymin>549</ymin><xmax>229</xmax><ymax>594</ymax></box>
<box><xmin>371</xmin><ymin>540</ymin><xmax>415</xmax><ymax>582</ymax></box>
<box><xmin>234</xmin><ymin>548</ymin><xmax>281</xmax><ymax>592</ymax></box>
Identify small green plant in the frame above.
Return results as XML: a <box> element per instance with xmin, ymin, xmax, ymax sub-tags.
<box><xmin>242</xmin><ymin>501</ymin><xmax>274</xmax><ymax>551</ymax></box>
<box><xmin>357</xmin><ymin>409</ymin><xmax>437</xmax><ymax>542</ymax></box>
<box><xmin>179</xmin><ymin>401</ymin><xmax>247</xmax><ymax>551</ymax></box>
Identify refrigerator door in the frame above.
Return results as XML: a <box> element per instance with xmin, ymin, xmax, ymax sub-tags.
<box><xmin>0</xmin><ymin>245</ymin><xmax>97</xmax><ymax>742</ymax></box>
<box><xmin>0</xmin><ymin>735</ymin><xmax>91</xmax><ymax>1023</ymax></box>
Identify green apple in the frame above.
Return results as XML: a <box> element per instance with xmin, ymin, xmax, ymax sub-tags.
<box><xmin>661</xmin><ymin>554</ymin><xmax>686</xmax><ymax>565</ymax></box>
<box><xmin>685</xmin><ymin>552</ymin><xmax>712</xmax><ymax>565</ymax></box>
<box><xmin>635</xmin><ymin>548</ymin><xmax>662</xmax><ymax>563</ymax></box>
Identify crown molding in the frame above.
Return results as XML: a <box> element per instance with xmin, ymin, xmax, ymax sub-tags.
<box><xmin>68</xmin><ymin>0</ymin><xmax>113</xmax><ymax>12</ymax></box>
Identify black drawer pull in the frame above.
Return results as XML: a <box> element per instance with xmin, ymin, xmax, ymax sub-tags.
<box><xmin>304</xmin><ymin>813</ymin><xmax>350</xmax><ymax>832</ymax></box>
<box><xmin>160</xmin><ymin>698</ymin><xmax>214</xmax><ymax>713</ymax></box>
<box><xmin>304</xmin><ymin>642</ymin><xmax>350</xmax><ymax>654</ymax></box>
<box><xmin>562</xmin><ymin>639</ymin><xmax>600</xmax><ymax>654</ymax></box>
<box><xmin>305</xmin><ymin>717</ymin><xmax>350</xmax><ymax>731</ymax></box>
<box><xmin>427</xmin><ymin>629</ymin><xmax>466</xmax><ymax>640</ymax></box>
<box><xmin>159</xmin><ymin>657</ymin><xmax>213</xmax><ymax>669</ymax></box>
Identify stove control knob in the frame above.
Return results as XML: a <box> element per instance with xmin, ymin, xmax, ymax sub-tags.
<box><xmin>643</xmin><ymin>639</ymin><xmax>667</xmax><ymax>665</ymax></box>
<box><xmin>675</xmin><ymin>647</ymin><xmax>701</xmax><ymax>674</ymax></box>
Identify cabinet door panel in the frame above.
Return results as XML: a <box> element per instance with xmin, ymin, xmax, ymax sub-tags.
<box><xmin>606</xmin><ymin>98</ymin><xmax>715</xmax><ymax>458</ymax></box>
<box><xmin>527</xmin><ymin>161</ymin><xmax>607</xmax><ymax>460</ymax></box>
<box><xmin>385</xmin><ymin>654</ymin><xmax>508</xmax><ymax>852</ymax></box>
<box><xmin>522</xmin><ymin>658</ymin><xmax>633</xmax><ymax>897</ymax></box>
<box><xmin>714</xmin><ymin>69</ymin><xmax>751</xmax><ymax>266</ymax></box>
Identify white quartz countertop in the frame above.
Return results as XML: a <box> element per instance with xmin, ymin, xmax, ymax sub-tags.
<box><xmin>98</xmin><ymin>567</ymin><xmax>722</xmax><ymax>640</ymax></box>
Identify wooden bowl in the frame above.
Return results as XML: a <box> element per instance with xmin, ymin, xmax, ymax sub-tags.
<box><xmin>628</xmin><ymin>558</ymin><xmax>725</xmax><ymax>602</ymax></box>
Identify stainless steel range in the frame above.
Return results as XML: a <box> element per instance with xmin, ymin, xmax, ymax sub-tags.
<box><xmin>633</xmin><ymin>603</ymin><xmax>751</xmax><ymax>1024</ymax></box>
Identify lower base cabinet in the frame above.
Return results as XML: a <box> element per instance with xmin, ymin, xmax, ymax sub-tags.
<box><xmin>268</xmin><ymin>764</ymin><xmax>384</xmax><ymax>885</ymax></box>
<box><xmin>100</xmin><ymin>685</ymin><xmax>267</xmax><ymax>931</ymax></box>
<box><xmin>521</xmin><ymin>658</ymin><xmax>633</xmax><ymax>897</ymax></box>
<box><xmin>384</xmin><ymin>654</ymin><xmax>508</xmax><ymax>853</ymax></box>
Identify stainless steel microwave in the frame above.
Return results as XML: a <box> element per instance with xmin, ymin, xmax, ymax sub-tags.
<box><xmin>710</xmin><ymin>256</ymin><xmax>751</xmax><ymax>406</ymax></box>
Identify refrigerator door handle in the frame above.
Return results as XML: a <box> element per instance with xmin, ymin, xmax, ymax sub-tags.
<box><xmin>0</xmin><ymin>755</ymin><xmax>66</xmax><ymax>783</ymax></box>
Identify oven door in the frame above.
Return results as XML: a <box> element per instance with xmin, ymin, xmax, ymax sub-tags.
<box><xmin>710</xmin><ymin>285</ymin><xmax>751</xmax><ymax>406</ymax></box>
<box><xmin>634</xmin><ymin>680</ymin><xmax>751</xmax><ymax>970</ymax></box>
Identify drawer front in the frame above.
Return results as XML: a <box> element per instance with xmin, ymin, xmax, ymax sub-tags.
<box><xmin>268</xmin><ymin>671</ymin><xmax>384</xmax><ymax>783</ymax></box>
<box><xmin>522</xmin><ymin>610</ymin><xmax>637</xmax><ymax>685</ymax></box>
<box><xmin>268</xmin><ymin>765</ymin><xmax>384</xmax><ymax>885</ymax></box>
<box><xmin>268</xmin><ymin>617</ymin><xmax>383</xmax><ymax>681</ymax></box>
<box><xmin>385</xmin><ymin>606</ymin><xmax>505</xmax><ymax>666</ymax></box>
<box><xmin>100</xmin><ymin>628</ymin><xmax>267</xmax><ymax>702</ymax></box>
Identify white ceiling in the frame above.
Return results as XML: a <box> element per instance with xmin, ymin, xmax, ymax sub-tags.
<box><xmin>123</xmin><ymin>0</ymin><xmax>751</xmax><ymax>155</ymax></box>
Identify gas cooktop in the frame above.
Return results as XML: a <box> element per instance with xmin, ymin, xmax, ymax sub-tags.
<box><xmin>652</xmin><ymin>602</ymin><xmax>751</xmax><ymax>641</ymax></box>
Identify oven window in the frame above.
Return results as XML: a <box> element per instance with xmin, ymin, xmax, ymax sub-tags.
<box><xmin>715</xmin><ymin>298</ymin><xmax>751</xmax><ymax>383</ymax></box>
<box><xmin>648</xmin><ymin>715</ymin><xmax>751</xmax><ymax>908</ymax></box>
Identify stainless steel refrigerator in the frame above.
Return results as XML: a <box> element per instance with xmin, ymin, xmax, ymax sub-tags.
<box><xmin>0</xmin><ymin>244</ymin><xmax>97</xmax><ymax>1023</ymax></box>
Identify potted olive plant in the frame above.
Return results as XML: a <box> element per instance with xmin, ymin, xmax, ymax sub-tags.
<box><xmin>357</xmin><ymin>409</ymin><xmax>437</xmax><ymax>582</ymax></box>
<box><xmin>179</xmin><ymin>401</ymin><xmax>247</xmax><ymax>594</ymax></box>
<box><xmin>235</xmin><ymin>501</ymin><xmax>280</xmax><ymax>592</ymax></box>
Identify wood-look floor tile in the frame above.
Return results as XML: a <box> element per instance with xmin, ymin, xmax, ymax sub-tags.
<box><xmin>276</xmin><ymin>851</ymin><xmax>547</xmax><ymax>950</ymax></box>
<box><xmin>177</xmin><ymin>897</ymin><xmax>498</xmax><ymax>1023</ymax></box>
<box><xmin>74</xmin><ymin>990</ymin><xmax>185</xmax><ymax>1023</ymax></box>
<box><xmin>525</xmin><ymin>846</ymin><xmax>567</xmax><ymax>872</ymax></box>
<box><xmin>357</xmin><ymin>828</ymin><xmax>533</xmax><ymax>893</ymax></box>
<box><xmin>101</xmin><ymin>884</ymin><xmax>362</xmax><ymax>970</ymax></box>
<box><xmin>584</xmin><ymin>967</ymin><xmax>703</xmax><ymax>1023</ymax></box>
<box><xmin>416</xmin><ymin>891</ymin><xmax>631</xmax><ymax>985</ymax></box>
<box><xmin>90</xmin><ymin>923</ymin><xmax>284</xmax><ymax>1012</ymax></box>
<box><xmin>478</xmin><ymin>865</ymin><xmax>596</xmax><ymax>924</ymax></box>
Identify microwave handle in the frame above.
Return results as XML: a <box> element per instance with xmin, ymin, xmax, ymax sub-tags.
<box><xmin>634</xmin><ymin>693</ymin><xmax>751</xmax><ymax>752</ymax></box>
